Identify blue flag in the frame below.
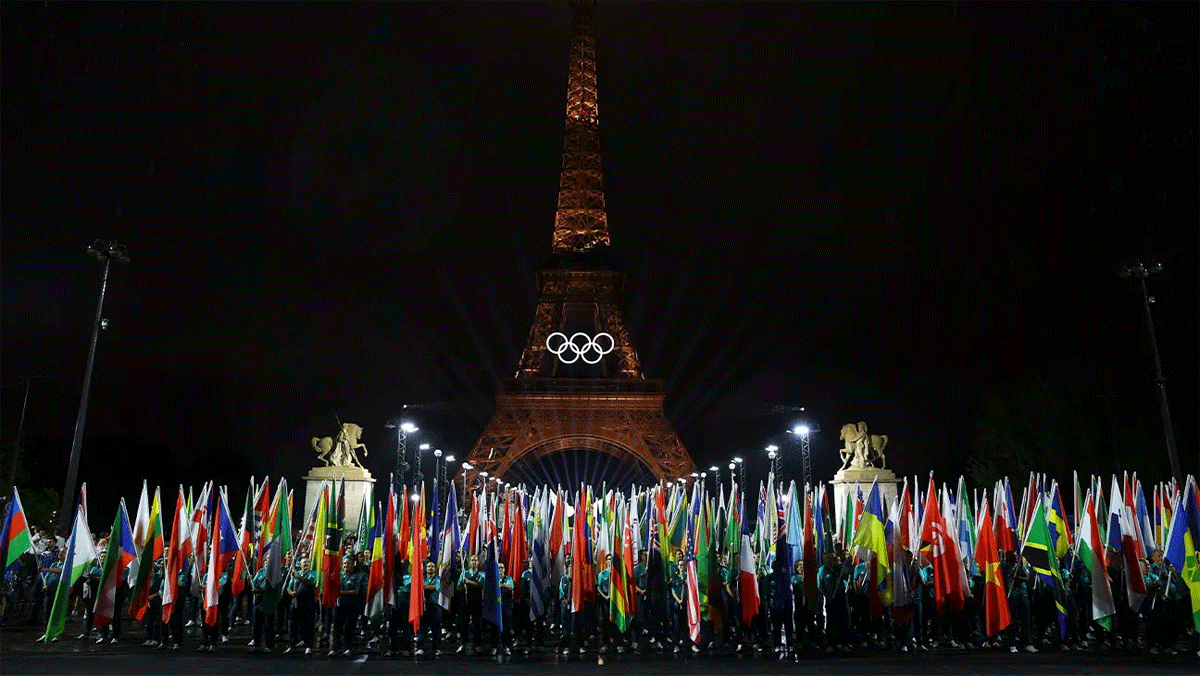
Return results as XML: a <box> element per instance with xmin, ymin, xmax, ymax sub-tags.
<box><xmin>482</xmin><ymin>538</ymin><xmax>503</xmax><ymax>631</ymax></box>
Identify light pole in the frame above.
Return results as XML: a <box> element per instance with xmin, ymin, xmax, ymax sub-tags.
<box><xmin>733</xmin><ymin>457</ymin><xmax>744</xmax><ymax>498</ymax></box>
<box><xmin>59</xmin><ymin>240</ymin><xmax>128</xmax><ymax>535</ymax></box>
<box><xmin>1119</xmin><ymin>260</ymin><xmax>1182</xmax><ymax>482</ymax></box>
<box><xmin>708</xmin><ymin>466</ymin><xmax>719</xmax><ymax>496</ymax></box>
<box><xmin>7</xmin><ymin>375</ymin><xmax>42</xmax><ymax>493</ymax></box>
<box><xmin>416</xmin><ymin>443</ymin><xmax>430</xmax><ymax>488</ymax></box>
<box><xmin>385</xmin><ymin>419</ymin><xmax>419</xmax><ymax>486</ymax></box>
<box><xmin>786</xmin><ymin>424</ymin><xmax>816</xmax><ymax>490</ymax></box>
<box><xmin>766</xmin><ymin>445</ymin><xmax>779</xmax><ymax>478</ymax></box>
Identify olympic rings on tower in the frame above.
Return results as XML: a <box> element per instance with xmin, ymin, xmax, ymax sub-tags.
<box><xmin>545</xmin><ymin>331</ymin><xmax>614</xmax><ymax>365</ymax></box>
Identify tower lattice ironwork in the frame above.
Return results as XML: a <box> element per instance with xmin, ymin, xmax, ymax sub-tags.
<box><xmin>462</xmin><ymin>0</ymin><xmax>694</xmax><ymax>489</ymax></box>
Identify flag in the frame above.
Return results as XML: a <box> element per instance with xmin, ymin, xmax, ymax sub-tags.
<box><xmin>1046</xmin><ymin>481</ymin><xmax>1071</xmax><ymax>560</ymax></box>
<box><xmin>973</xmin><ymin>498</ymin><xmax>1010</xmax><ymax>636</ymax></box>
<box><xmin>610</xmin><ymin>504</ymin><xmax>632</xmax><ymax>632</ymax></box>
<box><xmin>129</xmin><ymin>487</ymin><xmax>164</xmax><ymax>621</ymax></box>
<box><xmin>920</xmin><ymin>476</ymin><xmax>964</xmax><ymax>614</ymax></box>
<box><xmin>1162</xmin><ymin>477</ymin><xmax>1200</xmax><ymax>631</ymax></box>
<box><xmin>438</xmin><ymin>484</ymin><xmax>460</xmax><ymax>611</ymax></box>
<box><xmin>44</xmin><ymin>504</ymin><xmax>97</xmax><ymax>641</ymax></box>
<box><xmin>132</xmin><ymin>480</ymin><xmax>150</xmax><ymax>549</ymax></box>
<box><xmin>482</xmin><ymin>537</ymin><xmax>503</xmax><ymax>631</ymax></box>
<box><xmin>852</xmin><ymin>480</ymin><xmax>893</xmax><ymax>607</ymax></box>
<box><xmin>259</xmin><ymin>480</ymin><xmax>292</xmax><ymax>616</ymax></box>
<box><xmin>1078</xmin><ymin>492</ymin><xmax>1116</xmax><ymax>631</ymax></box>
<box><xmin>1</xmin><ymin>487</ymin><xmax>34</xmax><ymax>572</ymax></box>
<box><xmin>737</xmin><ymin>532</ymin><xmax>758</xmax><ymax>624</ymax></box>
<box><xmin>1021</xmin><ymin>496</ymin><xmax>1067</xmax><ymax>639</ymax></box>
<box><xmin>231</xmin><ymin>479</ymin><xmax>254</xmax><ymax>597</ymax></box>
<box><xmin>408</xmin><ymin>485</ymin><xmax>426</xmax><ymax>631</ymax></box>
<box><xmin>93</xmin><ymin>499</ymin><xmax>137</xmax><ymax>629</ymax></box>
<box><xmin>685</xmin><ymin>548</ymin><xmax>701</xmax><ymax>644</ymax></box>
<box><xmin>321</xmin><ymin>479</ymin><xmax>344</xmax><ymax>608</ymax></box>
<box><xmin>161</xmin><ymin>487</ymin><xmax>192</xmax><ymax>624</ymax></box>
<box><xmin>205</xmin><ymin>490</ymin><xmax>240</xmax><ymax>626</ymax></box>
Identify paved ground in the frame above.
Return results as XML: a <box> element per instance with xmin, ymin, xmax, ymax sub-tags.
<box><xmin>3</xmin><ymin>618</ymin><xmax>1197</xmax><ymax>675</ymax></box>
<box><xmin>2</xmin><ymin>648</ymin><xmax>1197</xmax><ymax>675</ymax></box>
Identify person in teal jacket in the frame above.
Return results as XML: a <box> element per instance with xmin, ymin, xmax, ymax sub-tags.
<box><xmin>248</xmin><ymin>553</ymin><xmax>274</xmax><ymax>653</ymax></box>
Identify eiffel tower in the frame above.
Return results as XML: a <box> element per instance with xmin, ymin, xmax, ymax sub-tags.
<box><xmin>462</xmin><ymin>0</ymin><xmax>695</xmax><ymax>488</ymax></box>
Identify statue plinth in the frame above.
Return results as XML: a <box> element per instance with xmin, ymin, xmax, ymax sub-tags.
<box><xmin>303</xmin><ymin>466</ymin><xmax>374</xmax><ymax>531</ymax></box>
<box><xmin>831</xmin><ymin>466</ymin><xmax>899</xmax><ymax>539</ymax></box>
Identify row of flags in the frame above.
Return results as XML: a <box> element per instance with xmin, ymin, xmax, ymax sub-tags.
<box><xmin>2</xmin><ymin>470</ymin><xmax>1197</xmax><ymax>644</ymax></box>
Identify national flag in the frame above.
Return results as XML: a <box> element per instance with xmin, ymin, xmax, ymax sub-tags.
<box><xmin>738</xmin><ymin>533</ymin><xmax>758</xmax><ymax>623</ymax></box>
<box><xmin>231</xmin><ymin>479</ymin><xmax>254</xmax><ymax>597</ymax></box>
<box><xmin>408</xmin><ymin>484</ymin><xmax>426</xmax><ymax>631</ymax></box>
<box><xmin>44</xmin><ymin>504</ymin><xmax>97</xmax><ymax>642</ymax></box>
<box><xmin>852</xmin><ymin>480</ymin><xmax>893</xmax><ymax>607</ymax></box>
<box><xmin>1161</xmin><ymin>477</ymin><xmax>1200</xmax><ymax>631</ymax></box>
<box><xmin>253</xmin><ymin>478</ymin><xmax>271</xmax><ymax>567</ymax></box>
<box><xmin>973</xmin><ymin>498</ymin><xmax>1010</xmax><ymax>636</ymax></box>
<box><xmin>482</xmin><ymin>537</ymin><xmax>503</xmax><ymax>631</ymax></box>
<box><xmin>919</xmin><ymin>476</ymin><xmax>964</xmax><ymax>614</ymax></box>
<box><xmin>321</xmin><ymin>479</ymin><xmax>344</xmax><ymax>608</ymax></box>
<box><xmin>438</xmin><ymin>484</ymin><xmax>460</xmax><ymax>611</ymax></box>
<box><xmin>161</xmin><ymin>487</ymin><xmax>191</xmax><ymax>624</ymax></box>
<box><xmin>204</xmin><ymin>489</ymin><xmax>240</xmax><ymax>626</ymax></box>
<box><xmin>1079</xmin><ymin>491</ymin><xmax>1116</xmax><ymax>631</ymax></box>
<box><xmin>1021</xmin><ymin>497</ymin><xmax>1067</xmax><ymax>638</ymax></box>
<box><xmin>1046</xmin><ymin>481</ymin><xmax>1071</xmax><ymax>560</ymax></box>
<box><xmin>132</xmin><ymin>480</ymin><xmax>150</xmax><ymax>549</ymax></box>
<box><xmin>685</xmin><ymin>548</ymin><xmax>701</xmax><ymax>644</ymax></box>
<box><xmin>129</xmin><ymin>486</ymin><xmax>164</xmax><ymax>621</ymax></box>
<box><xmin>259</xmin><ymin>480</ymin><xmax>292</xmax><ymax>616</ymax></box>
<box><xmin>367</xmin><ymin>514</ymin><xmax>388</xmax><ymax>624</ymax></box>
<box><xmin>610</xmin><ymin>504</ymin><xmax>633</xmax><ymax>632</ymax></box>
<box><xmin>1</xmin><ymin>487</ymin><xmax>35</xmax><ymax>572</ymax></box>
<box><xmin>1114</xmin><ymin>477</ymin><xmax>1148</xmax><ymax>611</ymax></box>
<box><xmin>93</xmin><ymin>499</ymin><xmax>137</xmax><ymax>629</ymax></box>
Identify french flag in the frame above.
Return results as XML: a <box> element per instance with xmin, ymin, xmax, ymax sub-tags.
<box><xmin>204</xmin><ymin>491</ymin><xmax>241</xmax><ymax>626</ymax></box>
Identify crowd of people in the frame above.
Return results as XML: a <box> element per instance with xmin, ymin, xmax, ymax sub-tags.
<box><xmin>2</xmin><ymin>470</ymin><xmax>1197</xmax><ymax>661</ymax></box>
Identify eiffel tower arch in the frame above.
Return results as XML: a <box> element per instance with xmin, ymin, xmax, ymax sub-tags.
<box><xmin>462</xmin><ymin>0</ymin><xmax>694</xmax><ymax>488</ymax></box>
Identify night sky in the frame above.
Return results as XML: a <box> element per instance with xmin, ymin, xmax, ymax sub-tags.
<box><xmin>2</xmin><ymin>2</ymin><xmax>1196</xmax><ymax>522</ymax></box>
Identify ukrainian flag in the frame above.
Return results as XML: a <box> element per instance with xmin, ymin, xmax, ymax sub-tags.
<box><xmin>851</xmin><ymin>480</ymin><xmax>893</xmax><ymax>607</ymax></box>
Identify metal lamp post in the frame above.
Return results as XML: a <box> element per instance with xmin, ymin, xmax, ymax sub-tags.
<box><xmin>786</xmin><ymin>424</ymin><xmax>816</xmax><ymax>490</ymax></box>
<box><xmin>766</xmin><ymin>445</ymin><xmax>779</xmax><ymax>478</ymax></box>
<box><xmin>386</xmin><ymin>419</ymin><xmax>419</xmax><ymax>486</ymax></box>
<box><xmin>1119</xmin><ymin>260</ymin><xmax>1182</xmax><ymax>482</ymax></box>
<box><xmin>59</xmin><ymin>240</ymin><xmax>128</xmax><ymax>535</ymax></box>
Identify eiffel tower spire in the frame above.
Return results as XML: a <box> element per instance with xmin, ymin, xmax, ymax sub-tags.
<box><xmin>552</xmin><ymin>0</ymin><xmax>611</xmax><ymax>256</ymax></box>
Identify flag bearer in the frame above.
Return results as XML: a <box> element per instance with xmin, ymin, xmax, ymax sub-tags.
<box><xmin>332</xmin><ymin>554</ymin><xmax>365</xmax><ymax>655</ymax></box>
<box><xmin>418</xmin><ymin>560</ymin><xmax>442</xmax><ymax>657</ymax></box>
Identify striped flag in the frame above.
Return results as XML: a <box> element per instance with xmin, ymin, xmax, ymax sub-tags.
<box><xmin>93</xmin><ymin>499</ymin><xmax>137</xmax><ymax>629</ymax></box>
<box><xmin>45</xmin><ymin>504</ymin><xmax>97</xmax><ymax>642</ymax></box>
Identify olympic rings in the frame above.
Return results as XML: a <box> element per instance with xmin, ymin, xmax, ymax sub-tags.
<box><xmin>545</xmin><ymin>331</ymin><xmax>614</xmax><ymax>365</ymax></box>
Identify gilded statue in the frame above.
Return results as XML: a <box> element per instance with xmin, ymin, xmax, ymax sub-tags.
<box><xmin>312</xmin><ymin>422</ymin><xmax>368</xmax><ymax>468</ymax></box>
<box><xmin>838</xmin><ymin>422</ymin><xmax>888</xmax><ymax>470</ymax></box>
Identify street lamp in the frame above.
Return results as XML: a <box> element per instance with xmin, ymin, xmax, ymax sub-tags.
<box><xmin>416</xmin><ymin>443</ymin><xmax>430</xmax><ymax>487</ymax></box>
<box><xmin>59</xmin><ymin>240</ymin><xmax>128</xmax><ymax>535</ymax></box>
<box><xmin>786</xmin><ymin>424</ymin><xmax>816</xmax><ymax>490</ymax></box>
<box><xmin>1119</xmin><ymin>260</ymin><xmax>1182</xmax><ymax>482</ymax></box>
<box><xmin>733</xmin><ymin>457</ymin><xmax>745</xmax><ymax>497</ymax></box>
<box><xmin>766</xmin><ymin>445</ymin><xmax>779</xmax><ymax>477</ymax></box>
<box><xmin>385</xmin><ymin>418</ymin><xmax>419</xmax><ymax>485</ymax></box>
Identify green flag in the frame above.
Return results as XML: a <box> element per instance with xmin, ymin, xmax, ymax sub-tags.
<box><xmin>45</xmin><ymin>506</ymin><xmax>96</xmax><ymax>642</ymax></box>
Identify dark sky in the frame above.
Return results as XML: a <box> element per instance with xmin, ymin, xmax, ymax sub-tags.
<box><xmin>2</xmin><ymin>2</ymin><xmax>1196</xmax><ymax>520</ymax></box>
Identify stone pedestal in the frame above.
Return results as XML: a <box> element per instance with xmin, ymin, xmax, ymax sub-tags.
<box><xmin>303</xmin><ymin>466</ymin><xmax>374</xmax><ymax>528</ymax></box>
<box><xmin>830</xmin><ymin>466</ymin><xmax>899</xmax><ymax>538</ymax></box>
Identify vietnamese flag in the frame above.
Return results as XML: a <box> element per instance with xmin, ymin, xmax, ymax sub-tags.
<box><xmin>973</xmin><ymin>498</ymin><xmax>1010</xmax><ymax>636</ymax></box>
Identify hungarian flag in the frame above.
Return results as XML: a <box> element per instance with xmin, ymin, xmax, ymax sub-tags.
<box><xmin>1079</xmin><ymin>491</ymin><xmax>1116</xmax><ymax>631</ymax></box>
<box><xmin>93</xmin><ymin>499</ymin><xmax>137</xmax><ymax>629</ymax></box>
<box><xmin>129</xmin><ymin>487</ymin><xmax>164</xmax><ymax>621</ymax></box>
<box><xmin>161</xmin><ymin>487</ymin><xmax>191</xmax><ymax>624</ymax></box>
<box><xmin>204</xmin><ymin>490</ymin><xmax>241</xmax><ymax>626</ymax></box>
<box><xmin>973</xmin><ymin>498</ymin><xmax>1009</xmax><ymax>636</ymax></box>
<box><xmin>1</xmin><ymin>487</ymin><xmax>34</xmax><ymax>572</ymax></box>
<box><xmin>46</xmin><ymin>502</ymin><xmax>97</xmax><ymax>641</ymax></box>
